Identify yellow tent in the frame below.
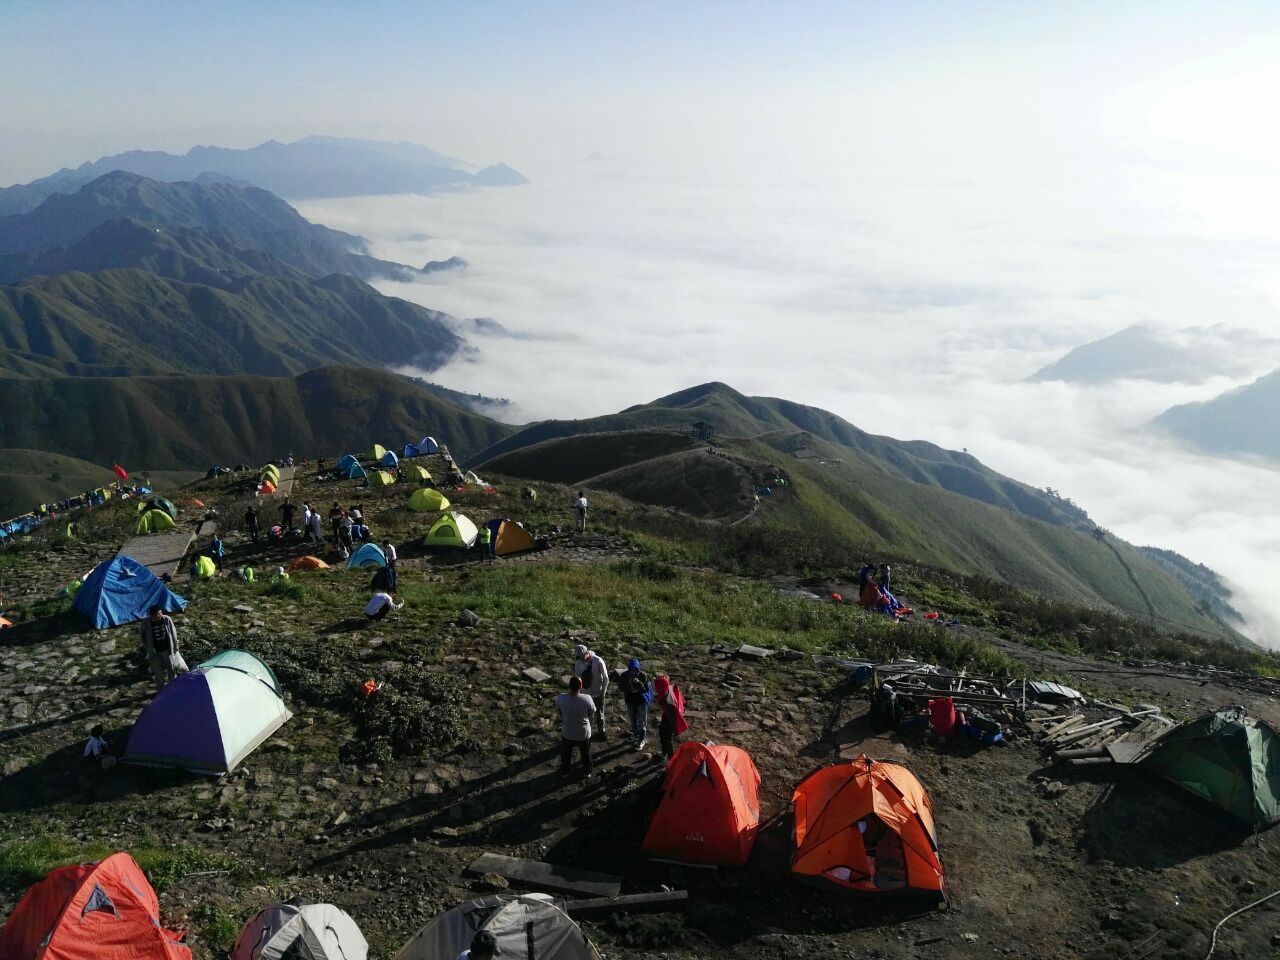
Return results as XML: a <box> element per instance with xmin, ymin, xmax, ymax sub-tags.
<box><xmin>261</xmin><ymin>463</ymin><xmax>281</xmax><ymax>482</ymax></box>
<box><xmin>403</xmin><ymin>464</ymin><xmax>432</xmax><ymax>483</ymax></box>
<box><xmin>135</xmin><ymin>509</ymin><xmax>176</xmax><ymax>534</ymax></box>
<box><xmin>369</xmin><ymin>444</ymin><xmax>387</xmax><ymax>461</ymax></box>
<box><xmin>407</xmin><ymin>487</ymin><xmax>450</xmax><ymax>512</ymax></box>
<box><xmin>368</xmin><ymin>469</ymin><xmax>396</xmax><ymax>488</ymax></box>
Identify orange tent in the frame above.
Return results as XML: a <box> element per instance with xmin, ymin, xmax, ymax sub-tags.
<box><xmin>492</xmin><ymin>520</ymin><xmax>537</xmax><ymax>557</ymax></box>
<box><xmin>259</xmin><ymin>480</ymin><xmax>276</xmax><ymax>494</ymax></box>
<box><xmin>791</xmin><ymin>755</ymin><xmax>944</xmax><ymax>898</ymax></box>
<box><xmin>0</xmin><ymin>851</ymin><xmax>191</xmax><ymax>960</ymax></box>
<box><xmin>286</xmin><ymin>555</ymin><xmax>330</xmax><ymax>572</ymax></box>
<box><xmin>0</xmin><ymin>616</ymin><xmax>12</xmax><ymax>629</ymax></box>
<box><xmin>642</xmin><ymin>742</ymin><xmax>761</xmax><ymax>866</ymax></box>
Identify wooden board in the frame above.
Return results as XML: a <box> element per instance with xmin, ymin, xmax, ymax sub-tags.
<box><xmin>1106</xmin><ymin>742</ymin><xmax>1148</xmax><ymax>765</ymax></box>
<box><xmin>564</xmin><ymin>891</ymin><xmax>689</xmax><ymax>917</ymax></box>
<box><xmin>464</xmin><ymin>853</ymin><xmax>622</xmax><ymax>898</ymax></box>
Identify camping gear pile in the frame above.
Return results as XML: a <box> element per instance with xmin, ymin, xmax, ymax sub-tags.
<box><xmin>864</xmin><ymin>661</ymin><xmax>1021</xmax><ymax>743</ymax></box>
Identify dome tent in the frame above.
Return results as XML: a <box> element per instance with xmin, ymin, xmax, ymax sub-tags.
<box><xmin>402</xmin><ymin>464</ymin><xmax>432</xmax><ymax>483</ymax></box>
<box><xmin>336</xmin><ymin>454</ymin><xmax>359</xmax><ymax>474</ymax></box>
<box><xmin>367</xmin><ymin>470</ymin><xmax>396</xmax><ymax>488</ymax></box>
<box><xmin>380</xmin><ymin>450</ymin><xmax>399</xmax><ymax>468</ymax></box>
<box><xmin>124</xmin><ymin>649</ymin><xmax>292</xmax><ymax>775</ymax></box>
<box><xmin>1142</xmin><ymin>707</ymin><xmax>1280</xmax><ymax>828</ymax></box>
<box><xmin>73</xmin><ymin>555</ymin><xmax>186</xmax><ymax>629</ymax></box>
<box><xmin>407</xmin><ymin>488</ymin><xmax>450</xmax><ymax>513</ymax></box>
<box><xmin>286</xmin><ymin>555</ymin><xmax>330</xmax><ymax>571</ymax></box>
<box><xmin>347</xmin><ymin>543</ymin><xmax>387</xmax><ymax>569</ymax></box>
<box><xmin>136</xmin><ymin>509</ymin><xmax>176</xmax><ymax>534</ymax></box>
<box><xmin>643</xmin><ymin>742</ymin><xmax>761</xmax><ymax>866</ymax></box>
<box><xmin>0</xmin><ymin>852</ymin><xmax>191</xmax><ymax>960</ymax></box>
<box><xmin>231</xmin><ymin>899</ymin><xmax>367</xmax><ymax>960</ymax></box>
<box><xmin>791</xmin><ymin>755</ymin><xmax>944</xmax><ymax>898</ymax></box>
<box><xmin>488</xmin><ymin>519</ymin><xmax>537</xmax><ymax>557</ymax></box>
<box><xmin>344</xmin><ymin>461</ymin><xmax>367</xmax><ymax>481</ymax></box>
<box><xmin>418</xmin><ymin>436</ymin><xmax>440</xmax><ymax>454</ymax></box>
<box><xmin>369</xmin><ymin>444</ymin><xmax>387</xmax><ymax>461</ymax></box>
<box><xmin>396</xmin><ymin>894</ymin><xmax>599</xmax><ymax>960</ymax></box>
<box><xmin>136</xmin><ymin>497</ymin><xmax>178</xmax><ymax>520</ymax></box>
<box><xmin>424</xmin><ymin>512</ymin><xmax>478</xmax><ymax>549</ymax></box>
<box><xmin>402</xmin><ymin>443</ymin><xmax>420</xmax><ymax>458</ymax></box>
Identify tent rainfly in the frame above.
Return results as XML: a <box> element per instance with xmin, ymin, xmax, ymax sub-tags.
<box><xmin>402</xmin><ymin>443</ymin><xmax>420</xmax><ymax>459</ymax></box>
<box><xmin>73</xmin><ymin>555</ymin><xmax>186</xmax><ymax>629</ymax></box>
<box><xmin>124</xmin><ymin>649</ymin><xmax>292</xmax><ymax>775</ymax></box>
<box><xmin>395</xmin><ymin>894</ymin><xmax>599</xmax><ymax>960</ymax></box>
<box><xmin>643</xmin><ymin>742</ymin><xmax>761</xmax><ymax>866</ymax></box>
<box><xmin>231</xmin><ymin>900</ymin><xmax>368</xmax><ymax>960</ymax></box>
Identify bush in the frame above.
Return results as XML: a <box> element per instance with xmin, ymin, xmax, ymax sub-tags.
<box><xmin>345</xmin><ymin>666</ymin><xmax>465</xmax><ymax>764</ymax></box>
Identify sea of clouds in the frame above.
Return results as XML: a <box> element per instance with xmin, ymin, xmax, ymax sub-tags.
<box><xmin>298</xmin><ymin>157</ymin><xmax>1280</xmax><ymax>644</ymax></box>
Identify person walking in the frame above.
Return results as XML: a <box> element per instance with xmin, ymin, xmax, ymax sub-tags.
<box><xmin>338</xmin><ymin>511</ymin><xmax>354</xmax><ymax>553</ymax></box>
<box><xmin>556</xmin><ymin>675</ymin><xmax>597</xmax><ymax>779</ymax></box>
<box><xmin>619</xmin><ymin>658</ymin><xmax>652</xmax><ymax>750</ymax></box>
<box><xmin>573</xmin><ymin>644</ymin><xmax>609</xmax><ymax>740</ymax></box>
<box><xmin>139</xmin><ymin>605</ymin><xmax>187</xmax><ymax>691</ymax></box>
<box><xmin>244</xmin><ymin>504</ymin><xmax>260</xmax><ymax>543</ymax></box>
<box><xmin>572</xmin><ymin>491</ymin><xmax>589</xmax><ymax>533</ymax></box>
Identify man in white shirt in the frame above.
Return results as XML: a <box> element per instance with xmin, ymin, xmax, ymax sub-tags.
<box><xmin>556</xmin><ymin>675</ymin><xmax>597</xmax><ymax>778</ymax></box>
<box><xmin>573</xmin><ymin>490</ymin><xmax>588</xmax><ymax>532</ymax></box>
<box><xmin>364</xmin><ymin>592</ymin><xmax>403</xmax><ymax>622</ymax></box>
<box><xmin>572</xmin><ymin>643</ymin><xmax>609</xmax><ymax>740</ymax></box>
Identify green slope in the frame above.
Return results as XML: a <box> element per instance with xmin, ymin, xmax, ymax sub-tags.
<box><xmin>0</xmin><ymin>449</ymin><xmax>198</xmax><ymax>518</ymax></box>
<box><xmin>0</xmin><ymin>267</ymin><xmax>459</xmax><ymax>378</ymax></box>
<box><xmin>0</xmin><ymin>366</ymin><xmax>514</xmax><ymax>476</ymax></box>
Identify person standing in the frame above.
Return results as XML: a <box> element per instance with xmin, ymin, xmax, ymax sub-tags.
<box><xmin>556</xmin><ymin>675</ymin><xmax>597</xmax><ymax>778</ymax></box>
<box><xmin>139</xmin><ymin>605</ymin><xmax>187</xmax><ymax>690</ymax></box>
<box><xmin>301</xmin><ymin>503</ymin><xmax>313</xmax><ymax>532</ymax></box>
<box><xmin>653</xmin><ymin>673</ymin><xmax>687</xmax><ymax>761</ymax></box>
<box><xmin>476</xmin><ymin>523</ymin><xmax>493</xmax><ymax>563</ymax></box>
<box><xmin>244</xmin><ymin>504</ymin><xmax>260</xmax><ymax>543</ymax></box>
<box><xmin>307</xmin><ymin>509</ymin><xmax>325</xmax><ymax>546</ymax></box>
<box><xmin>619</xmin><ymin>658</ymin><xmax>652</xmax><ymax>750</ymax></box>
<box><xmin>572</xmin><ymin>491</ymin><xmax>589</xmax><ymax>533</ymax></box>
<box><xmin>209</xmin><ymin>534</ymin><xmax>225</xmax><ymax>570</ymax></box>
<box><xmin>279</xmin><ymin>498</ymin><xmax>295</xmax><ymax>533</ymax></box>
<box><xmin>338</xmin><ymin>511</ymin><xmax>354</xmax><ymax>553</ymax></box>
<box><xmin>573</xmin><ymin>644</ymin><xmax>609</xmax><ymax>740</ymax></box>
<box><xmin>329</xmin><ymin>502</ymin><xmax>344</xmax><ymax>541</ymax></box>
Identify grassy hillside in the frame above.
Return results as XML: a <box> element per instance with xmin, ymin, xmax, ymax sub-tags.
<box><xmin>0</xmin><ymin>450</ymin><xmax>198</xmax><ymax>518</ymax></box>
<box><xmin>0</xmin><ymin>367</ymin><xmax>514</xmax><ymax>474</ymax></box>
<box><xmin>474</xmin><ymin>381</ymin><xmax>1091</xmax><ymax>528</ymax></box>
<box><xmin>0</xmin><ymin>268</ymin><xmax>459</xmax><ymax>379</ymax></box>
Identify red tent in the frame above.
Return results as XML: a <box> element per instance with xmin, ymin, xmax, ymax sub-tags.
<box><xmin>642</xmin><ymin>742</ymin><xmax>761</xmax><ymax>866</ymax></box>
<box><xmin>0</xmin><ymin>852</ymin><xmax>190</xmax><ymax>960</ymax></box>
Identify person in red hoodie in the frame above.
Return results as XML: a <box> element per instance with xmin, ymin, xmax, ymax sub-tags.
<box><xmin>652</xmin><ymin>673</ymin><xmax>688</xmax><ymax>761</ymax></box>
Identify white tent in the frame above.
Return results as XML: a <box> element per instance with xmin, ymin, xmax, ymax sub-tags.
<box><xmin>464</xmin><ymin>470</ymin><xmax>484</xmax><ymax>485</ymax></box>
<box><xmin>232</xmin><ymin>901</ymin><xmax>368</xmax><ymax>960</ymax></box>
<box><xmin>395</xmin><ymin>894</ymin><xmax>599</xmax><ymax>960</ymax></box>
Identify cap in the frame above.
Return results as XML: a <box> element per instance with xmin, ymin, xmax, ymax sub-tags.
<box><xmin>574</xmin><ymin>644</ymin><xmax>587</xmax><ymax>657</ymax></box>
<box><xmin>628</xmin><ymin>658</ymin><xmax>641</xmax><ymax>669</ymax></box>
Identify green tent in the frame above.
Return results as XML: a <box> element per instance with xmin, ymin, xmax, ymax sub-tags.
<box><xmin>136</xmin><ymin>497</ymin><xmax>178</xmax><ymax>520</ymax></box>
<box><xmin>368</xmin><ymin>469</ymin><xmax>396</xmax><ymax>488</ymax></box>
<box><xmin>423</xmin><ymin>512</ymin><xmax>478</xmax><ymax>549</ymax></box>
<box><xmin>370</xmin><ymin>444</ymin><xmax>387</xmax><ymax>461</ymax></box>
<box><xmin>261</xmin><ymin>463</ymin><xmax>281</xmax><ymax>482</ymax></box>
<box><xmin>136</xmin><ymin>509</ymin><xmax>176</xmax><ymax>534</ymax></box>
<box><xmin>1142</xmin><ymin>707</ymin><xmax>1280</xmax><ymax>828</ymax></box>
<box><xmin>403</xmin><ymin>464</ymin><xmax>432</xmax><ymax>483</ymax></box>
<box><xmin>407</xmin><ymin>488</ymin><xmax>450</xmax><ymax>513</ymax></box>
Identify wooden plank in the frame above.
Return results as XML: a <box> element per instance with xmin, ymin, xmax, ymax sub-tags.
<box><xmin>1041</xmin><ymin>714</ymin><xmax>1085</xmax><ymax>738</ymax></box>
<box><xmin>1052</xmin><ymin>717</ymin><xmax>1123</xmax><ymax>748</ymax></box>
<box><xmin>463</xmin><ymin>853</ymin><xmax>622</xmax><ymax>898</ymax></box>
<box><xmin>564</xmin><ymin>891</ymin><xmax>689</xmax><ymax>917</ymax></box>
<box><xmin>1106</xmin><ymin>742</ymin><xmax>1148</xmax><ymax>765</ymax></box>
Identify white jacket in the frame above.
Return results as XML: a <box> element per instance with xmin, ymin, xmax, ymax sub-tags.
<box><xmin>574</xmin><ymin>652</ymin><xmax>609</xmax><ymax>697</ymax></box>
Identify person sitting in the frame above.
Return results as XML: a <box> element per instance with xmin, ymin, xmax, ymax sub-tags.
<box><xmin>83</xmin><ymin>724</ymin><xmax>109</xmax><ymax>760</ymax></box>
<box><xmin>364</xmin><ymin>591</ymin><xmax>403</xmax><ymax>622</ymax></box>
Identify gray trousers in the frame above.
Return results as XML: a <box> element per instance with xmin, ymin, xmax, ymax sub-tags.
<box><xmin>591</xmin><ymin>692</ymin><xmax>607</xmax><ymax>733</ymax></box>
<box><xmin>148</xmin><ymin>652</ymin><xmax>188</xmax><ymax>691</ymax></box>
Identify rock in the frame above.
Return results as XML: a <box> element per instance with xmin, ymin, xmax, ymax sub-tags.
<box><xmin>457</xmin><ymin>609</ymin><xmax>481</xmax><ymax>628</ymax></box>
<box><xmin>432</xmin><ymin>826</ymin><xmax>460</xmax><ymax>839</ymax></box>
<box><xmin>777</xmin><ymin>649</ymin><xmax>804</xmax><ymax>662</ymax></box>
<box><xmin>11</xmin><ymin>703</ymin><xmax>31</xmax><ymax>720</ymax></box>
<box><xmin>2</xmin><ymin>757</ymin><xmax>28</xmax><ymax>776</ymax></box>
<box><xmin>1041</xmin><ymin>780</ymin><xmax>1068</xmax><ymax>798</ymax></box>
<box><xmin>960</xmin><ymin>933</ymin><xmax>979</xmax><ymax>943</ymax></box>
<box><xmin>522</xmin><ymin>667</ymin><xmax>551</xmax><ymax>683</ymax></box>
<box><xmin>329</xmin><ymin>811</ymin><xmax>350</xmax><ymax>828</ymax></box>
<box><xmin>317</xmin><ymin>777</ymin><xmax>340</xmax><ymax>792</ymax></box>
<box><xmin>232</xmin><ymin>604</ymin><xmax>254</xmax><ymax>614</ymax></box>
<box><xmin>475</xmin><ymin>872</ymin><xmax>509</xmax><ymax>892</ymax></box>
<box><xmin>737</xmin><ymin>644</ymin><xmax>773</xmax><ymax>660</ymax></box>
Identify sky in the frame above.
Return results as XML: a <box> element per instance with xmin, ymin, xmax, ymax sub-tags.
<box><xmin>3</xmin><ymin>1</ymin><xmax>1279</xmax><ymax>639</ymax></box>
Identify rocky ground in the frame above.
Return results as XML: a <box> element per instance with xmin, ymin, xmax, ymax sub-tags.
<box><xmin>2</xmin><ymin>463</ymin><xmax>1280</xmax><ymax>959</ymax></box>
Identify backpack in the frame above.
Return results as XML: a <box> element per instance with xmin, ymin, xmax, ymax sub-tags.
<box><xmin>642</xmin><ymin>681</ymin><xmax>654</xmax><ymax>704</ymax></box>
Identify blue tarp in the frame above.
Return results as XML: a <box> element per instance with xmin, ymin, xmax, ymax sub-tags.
<box><xmin>347</xmin><ymin>543</ymin><xmax>387</xmax><ymax>570</ymax></box>
<box><xmin>73</xmin><ymin>554</ymin><xmax>187</xmax><ymax>629</ymax></box>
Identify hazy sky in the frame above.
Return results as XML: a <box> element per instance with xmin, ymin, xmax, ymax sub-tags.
<box><xmin>4</xmin><ymin>2</ymin><xmax>1279</xmax><ymax>639</ymax></box>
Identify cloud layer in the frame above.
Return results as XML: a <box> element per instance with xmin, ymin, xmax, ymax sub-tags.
<box><xmin>298</xmin><ymin>157</ymin><xmax>1280</xmax><ymax>644</ymax></box>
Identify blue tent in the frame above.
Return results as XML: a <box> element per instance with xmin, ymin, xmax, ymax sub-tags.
<box><xmin>73</xmin><ymin>554</ymin><xmax>187</xmax><ymax>629</ymax></box>
<box><xmin>419</xmin><ymin>437</ymin><xmax>440</xmax><ymax>454</ymax></box>
<box><xmin>336</xmin><ymin>454</ymin><xmax>359</xmax><ymax>474</ymax></box>
<box><xmin>402</xmin><ymin>443</ymin><xmax>420</xmax><ymax>459</ymax></box>
<box><xmin>344</xmin><ymin>461</ymin><xmax>367</xmax><ymax>480</ymax></box>
<box><xmin>380</xmin><ymin>450</ymin><xmax>399</xmax><ymax>468</ymax></box>
<box><xmin>347</xmin><ymin>543</ymin><xmax>387</xmax><ymax>570</ymax></box>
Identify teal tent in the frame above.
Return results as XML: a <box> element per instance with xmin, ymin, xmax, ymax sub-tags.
<box><xmin>348</xmin><ymin>543</ymin><xmax>387</xmax><ymax>569</ymax></box>
<box><xmin>1143</xmin><ymin>707</ymin><xmax>1280</xmax><ymax>828</ymax></box>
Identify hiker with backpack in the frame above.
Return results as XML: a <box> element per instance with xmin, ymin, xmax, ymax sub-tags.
<box><xmin>573</xmin><ymin>644</ymin><xmax>609</xmax><ymax>740</ymax></box>
<box><xmin>572</xmin><ymin>491</ymin><xmax>588</xmax><ymax>533</ymax></box>
<box><xmin>619</xmin><ymin>658</ymin><xmax>652</xmax><ymax>750</ymax></box>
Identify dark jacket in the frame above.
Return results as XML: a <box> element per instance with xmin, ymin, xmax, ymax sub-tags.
<box><xmin>619</xmin><ymin>668</ymin><xmax>651</xmax><ymax>706</ymax></box>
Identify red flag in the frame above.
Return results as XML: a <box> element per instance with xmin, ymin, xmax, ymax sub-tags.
<box><xmin>113</xmin><ymin>464</ymin><xmax>128</xmax><ymax>481</ymax></box>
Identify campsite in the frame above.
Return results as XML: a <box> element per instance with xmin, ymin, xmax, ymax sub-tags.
<box><xmin>2</xmin><ymin>439</ymin><xmax>1280</xmax><ymax>960</ymax></box>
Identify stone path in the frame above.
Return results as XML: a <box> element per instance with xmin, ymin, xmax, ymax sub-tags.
<box><xmin>116</xmin><ymin>526</ymin><xmax>198</xmax><ymax>578</ymax></box>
